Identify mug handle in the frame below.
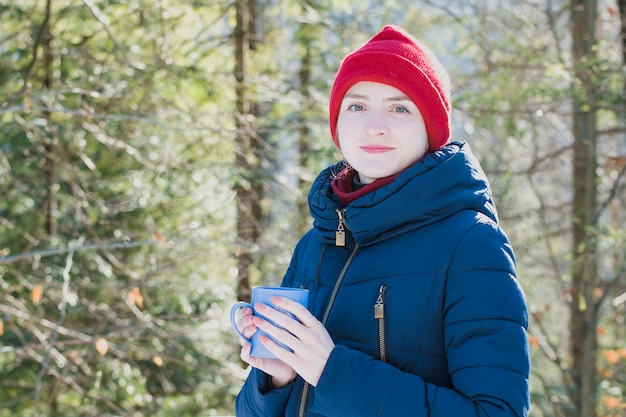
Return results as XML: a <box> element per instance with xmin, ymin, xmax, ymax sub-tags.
<box><xmin>230</xmin><ymin>301</ymin><xmax>253</xmax><ymax>343</ymax></box>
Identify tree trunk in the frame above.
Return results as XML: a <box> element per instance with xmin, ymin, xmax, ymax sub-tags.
<box><xmin>42</xmin><ymin>0</ymin><xmax>57</xmax><ymax>238</ymax></box>
<box><xmin>569</xmin><ymin>1</ymin><xmax>599</xmax><ymax>416</ymax></box>
<box><xmin>620</xmin><ymin>1</ymin><xmax>626</xmax><ymax>93</ymax></box>
<box><xmin>234</xmin><ymin>0</ymin><xmax>262</xmax><ymax>303</ymax></box>
<box><xmin>615</xmin><ymin>0</ymin><xmax>626</xmax><ymax>346</ymax></box>
<box><xmin>296</xmin><ymin>17</ymin><xmax>313</xmax><ymax>237</ymax></box>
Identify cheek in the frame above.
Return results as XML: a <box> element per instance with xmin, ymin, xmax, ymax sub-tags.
<box><xmin>336</xmin><ymin>114</ymin><xmax>347</xmax><ymax>135</ymax></box>
<box><xmin>336</xmin><ymin>118</ymin><xmax>352</xmax><ymax>148</ymax></box>
<box><xmin>403</xmin><ymin>139</ymin><xmax>429</xmax><ymax>162</ymax></box>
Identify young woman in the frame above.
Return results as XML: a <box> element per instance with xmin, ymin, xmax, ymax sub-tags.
<box><xmin>234</xmin><ymin>24</ymin><xmax>530</xmax><ymax>417</ymax></box>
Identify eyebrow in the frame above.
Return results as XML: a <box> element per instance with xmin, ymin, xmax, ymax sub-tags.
<box><xmin>343</xmin><ymin>93</ymin><xmax>412</xmax><ymax>102</ymax></box>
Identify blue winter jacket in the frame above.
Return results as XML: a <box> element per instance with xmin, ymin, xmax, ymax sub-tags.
<box><xmin>235</xmin><ymin>142</ymin><xmax>530</xmax><ymax>417</ymax></box>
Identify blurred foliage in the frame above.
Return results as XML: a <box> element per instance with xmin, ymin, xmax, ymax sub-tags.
<box><xmin>1</xmin><ymin>0</ymin><xmax>625</xmax><ymax>416</ymax></box>
<box><xmin>0</xmin><ymin>0</ymin><xmax>243</xmax><ymax>416</ymax></box>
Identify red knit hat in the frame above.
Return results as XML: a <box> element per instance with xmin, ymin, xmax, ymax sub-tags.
<box><xmin>329</xmin><ymin>25</ymin><xmax>451</xmax><ymax>151</ymax></box>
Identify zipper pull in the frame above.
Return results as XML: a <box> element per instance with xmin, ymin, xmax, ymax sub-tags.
<box><xmin>335</xmin><ymin>209</ymin><xmax>346</xmax><ymax>247</ymax></box>
<box><xmin>374</xmin><ymin>284</ymin><xmax>386</xmax><ymax>319</ymax></box>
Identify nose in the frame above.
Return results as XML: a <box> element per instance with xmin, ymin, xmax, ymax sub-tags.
<box><xmin>364</xmin><ymin>113</ymin><xmax>389</xmax><ymax>136</ymax></box>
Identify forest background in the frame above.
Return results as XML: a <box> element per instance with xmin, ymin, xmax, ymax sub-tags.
<box><xmin>1</xmin><ymin>0</ymin><xmax>625</xmax><ymax>416</ymax></box>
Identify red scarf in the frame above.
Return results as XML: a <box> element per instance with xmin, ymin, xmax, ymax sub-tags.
<box><xmin>331</xmin><ymin>166</ymin><xmax>400</xmax><ymax>206</ymax></box>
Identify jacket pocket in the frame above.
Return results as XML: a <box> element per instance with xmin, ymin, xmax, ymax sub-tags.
<box><xmin>374</xmin><ymin>284</ymin><xmax>387</xmax><ymax>362</ymax></box>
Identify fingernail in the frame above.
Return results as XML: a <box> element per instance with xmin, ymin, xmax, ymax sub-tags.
<box><xmin>270</xmin><ymin>295</ymin><xmax>286</xmax><ymax>305</ymax></box>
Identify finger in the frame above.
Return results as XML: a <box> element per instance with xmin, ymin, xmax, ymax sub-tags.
<box><xmin>271</xmin><ymin>297</ymin><xmax>321</xmax><ymax>330</ymax></box>
<box><xmin>256</xmin><ymin>301</ymin><xmax>318</xmax><ymax>341</ymax></box>
<box><xmin>237</xmin><ymin>313</ymin><xmax>256</xmax><ymax>337</ymax></box>
<box><xmin>255</xmin><ymin>301</ymin><xmax>311</xmax><ymax>330</ymax></box>
<box><xmin>258</xmin><ymin>334</ymin><xmax>295</xmax><ymax>362</ymax></box>
<box><xmin>252</xmin><ymin>316</ymin><xmax>301</xmax><ymax>352</ymax></box>
<box><xmin>270</xmin><ymin>296</ymin><xmax>311</xmax><ymax>320</ymax></box>
<box><xmin>240</xmin><ymin>343</ymin><xmax>252</xmax><ymax>362</ymax></box>
<box><xmin>241</xmin><ymin>343</ymin><xmax>272</xmax><ymax>370</ymax></box>
<box><xmin>252</xmin><ymin>305</ymin><xmax>306</xmax><ymax>343</ymax></box>
<box><xmin>242</xmin><ymin>322</ymin><xmax>257</xmax><ymax>339</ymax></box>
<box><xmin>242</xmin><ymin>313</ymin><xmax>256</xmax><ymax>328</ymax></box>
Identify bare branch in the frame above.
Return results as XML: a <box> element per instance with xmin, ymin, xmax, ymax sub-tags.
<box><xmin>34</xmin><ymin>239</ymin><xmax>79</xmax><ymax>417</ymax></box>
<box><xmin>0</xmin><ymin>239</ymin><xmax>157</xmax><ymax>265</ymax></box>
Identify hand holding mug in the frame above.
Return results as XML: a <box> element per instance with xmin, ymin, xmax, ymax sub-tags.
<box><xmin>233</xmin><ymin>305</ymin><xmax>255</xmax><ymax>343</ymax></box>
<box><xmin>231</xmin><ymin>286</ymin><xmax>310</xmax><ymax>388</ymax></box>
<box><xmin>231</xmin><ymin>287</ymin><xmax>335</xmax><ymax>388</ymax></box>
<box><xmin>230</xmin><ymin>286</ymin><xmax>309</xmax><ymax>358</ymax></box>
<box><xmin>248</xmin><ymin>295</ymin><xmax>336</xmax><ymax>387</ymax></box>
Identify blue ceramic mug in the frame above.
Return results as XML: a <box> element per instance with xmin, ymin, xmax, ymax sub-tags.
<box><xmin>230</xmin><ymin>286</ymin><xmax>309</xmax><ymax>358</ymax></box>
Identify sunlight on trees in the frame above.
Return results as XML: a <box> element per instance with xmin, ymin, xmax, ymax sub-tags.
<box><xmin>0</xmin><ymin>0</ymin><xmax>624</xmax><ymax>416</ymax></box>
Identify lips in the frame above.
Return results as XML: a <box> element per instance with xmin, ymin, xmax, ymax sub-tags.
<box><xmin>360</xmin><ymin>145</ymin><xmax>394</xmax><ymax>154</ymax></box>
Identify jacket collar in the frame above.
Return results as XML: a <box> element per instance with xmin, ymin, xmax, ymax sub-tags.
<box><xmin>331</xmin><ymin>165</ymin><xmax>401</xmax><ymax>206</ymax></box>
<box><xmin>308</xmin><ymin>142</ymin><xmax>497</xmax><ymax>247</ymax></box>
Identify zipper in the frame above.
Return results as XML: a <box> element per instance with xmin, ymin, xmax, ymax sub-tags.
<box><xmin>335</xmin><ymin>209</ymin><xmax>346</xmax><ymax>247</ymax></box>
<box><xmin>298</xmin><ymin>243</ymin><xmax>360</xmax><ymax>417</ymax></box>
<box><xmin>315</xmin><ymin>244</ymin><xmax>328</xmax><ymax>284</ymax></box>
<box><xmin>374</xmin><ymin>284</ymin><xmax>387</xmax><ymax>362</ymax></box>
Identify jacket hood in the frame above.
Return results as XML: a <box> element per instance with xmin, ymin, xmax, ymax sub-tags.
<box><xmin>308</xmin><ymin>142</ymin><xmax>498</xmax><ymax>246</ymax></box>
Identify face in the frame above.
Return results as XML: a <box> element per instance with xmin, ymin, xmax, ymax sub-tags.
<box><xmin>336</xmin><ymin>81</ymin><xmax>429</xmax><ymax>184</ymax></box>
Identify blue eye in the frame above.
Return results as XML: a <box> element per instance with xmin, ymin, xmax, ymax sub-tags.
<box><xmin>393</xmin><ymin>106</ymin><xmax>409</xmax><ymax>113</ymax></box>
<box><xmin>348</xmin><ymin>104</ymin><xmax>365</xmax><ymax>111</ymax></box>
